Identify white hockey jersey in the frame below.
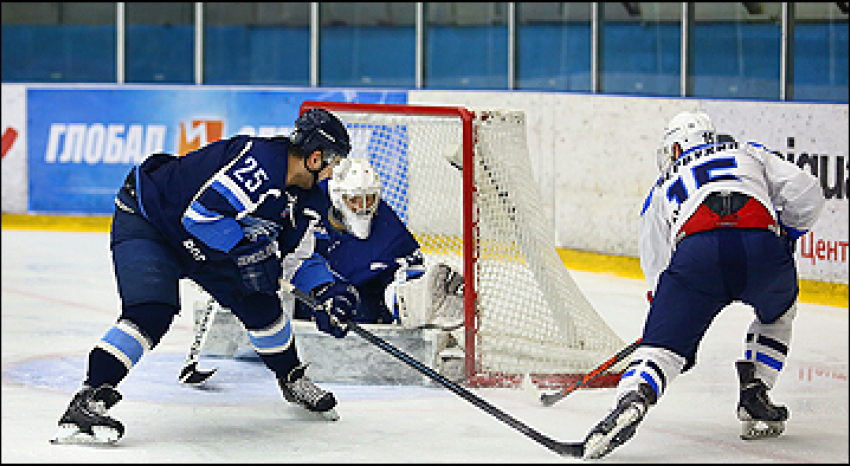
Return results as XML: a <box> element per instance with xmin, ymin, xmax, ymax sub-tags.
<box><xmin>639</xmin><ymin>140</ymin><xmax>825</xmax><ymax>294</ymax></box>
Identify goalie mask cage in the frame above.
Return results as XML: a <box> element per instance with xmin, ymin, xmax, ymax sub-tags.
<box><xmin>299</xmin><ymin>101</ymin><xmax>626</xmax><ymax>389</ymax></box>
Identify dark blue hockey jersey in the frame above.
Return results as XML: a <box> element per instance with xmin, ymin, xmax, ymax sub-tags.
<box><xmin>290</xmin><ymin>178</ymin><xmax>424</xmax><ymax>323</ymax></box>
<box><xmin>134</xmin><ymin>135</ymin><xmax>325</xmax><ymax>265</ymax></box>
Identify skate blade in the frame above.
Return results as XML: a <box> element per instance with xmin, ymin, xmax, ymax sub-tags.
<box><xmin>50</xmin><ymin>424</ymin><xmax>120</xmax><ymax>445</ymax></box>
<box><xmin>319</xmin><ymin>408</ymin><xmax>340</xmax><ymax>421</ymax></box>
<box><xmin>291</xmin><ymin>406</ymin><xmax>340</xmax><ymax>422</ymax></box>
<box><xmin>741</xmin><ymin>420</ymin><xmax>785</xmax><ymax>440</ymax></box>
<box><xmin>583</xmin><ymin>407</ymin><xmax>641</xmax><ymax>460</ymax></box>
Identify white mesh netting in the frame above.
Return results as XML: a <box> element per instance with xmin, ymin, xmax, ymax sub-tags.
<box><xmin>319</xmin><ymin>104</ymin><xmax>625</xmax><ymax>383</ymax></box>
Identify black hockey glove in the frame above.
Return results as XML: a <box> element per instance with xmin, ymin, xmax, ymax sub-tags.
<box><xmin>311</xmin><ymin>281</ymin><xmax>360</xmax><ymax>338</ymax></box>
<box><xmin>230</xmin><ymin>216</ymin><xmax>282</xmax><ymax>294</ymax></box>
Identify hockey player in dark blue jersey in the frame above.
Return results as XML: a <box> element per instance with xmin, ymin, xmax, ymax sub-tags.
<box><xmin>52</xmin><ymin>108</ymin><xmax>359</xmax><ymax>445</ymax></box>
<box><xmin>288</xmin><ymin>157</ymin><xmax>465</xmax><ymax>330</ymax></box>
<box><xmin>190</xmin><ymin>157</ymin><xmax>466</xmax><ymax>377</ymax></box>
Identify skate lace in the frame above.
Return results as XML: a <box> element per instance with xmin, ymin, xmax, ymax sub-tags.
<box><xmin>287</xmin><ymin>377</ymin><xmax>327</xmax><ymax>405</ymax></box>
<box><xmin>78</xmin><ymin>398</ymin><xmax>109</xmax><ymax>418</ymax></box>
<box><xmin>90</xmin><ymin>400</ymin><xmax>108</xmax><ymax>415</ymax></box>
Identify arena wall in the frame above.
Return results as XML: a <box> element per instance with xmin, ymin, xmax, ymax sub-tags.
<box><xmin>3</xmin><ymin>84</ymin><xmax>847</xmax><ymax>287</ymax></box>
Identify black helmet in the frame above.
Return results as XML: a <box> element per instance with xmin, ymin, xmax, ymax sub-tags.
<box><xmin>290</xmin><ymin>108</ymin><xmax>352</xmax><ymax>164</ymax></box>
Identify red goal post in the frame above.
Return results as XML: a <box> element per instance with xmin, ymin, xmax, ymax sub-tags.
<box><xmin>299</xmin><ymin>101</ymin><xmax>626</xmax><ymax>389</ymax></box>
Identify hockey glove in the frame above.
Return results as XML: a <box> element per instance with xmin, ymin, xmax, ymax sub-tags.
<box><xmin>779</xmin><ymin>223</ymin><xmax>805</xmax><ymax>255</ymax></box>
<box><xmin>311</xmin><ymin>281</ymin><xmax>359</xmax><ymax>338</ymax></box>
<box><xmin>230</xmin><ymin>216</ymin><xmax>282</xmax><ymax>294</ymax></box>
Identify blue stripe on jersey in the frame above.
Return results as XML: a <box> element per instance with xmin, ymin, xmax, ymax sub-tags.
<box><xmin>405</xmin><ymin>267</ymin><xmax>425</xmax><ymax>280</ymax></box>
<box><xmin>135</xmin><ymin>167</ymin><xmax>149</xmax><ymax>220</ymax></box>
<box><xmin>210</xmin><ymin>178</ymin><xmax>248</xmax><ymax>213</ymax></box>
<box><xmin>641</xmin><ymin>189</ymin><xmax>653</xmax><ymax>216</ymax></box>
<box><xmin>182</xmin><ymin>201</ymin><xmax>243</xmax><ymax>252</ymax></box>
<box><xmin>314</xmin><ymin>228</ymin><xmax>330</xmax><ymax>241</ymax></box>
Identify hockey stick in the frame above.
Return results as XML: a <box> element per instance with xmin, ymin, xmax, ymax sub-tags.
<box><xmin>279</xmin><ymin>280</ymin><xmax>585</xmax><ymax>458</ymax></box>
<box><xmin>178</xmin><ymin>299</ymin><xmax>219</xmax><ymax>385</ymax></box>
<box><xmin>539</xmin><ymin>338</ymin><xmax>642</xmax><ymax>407</ymax></box>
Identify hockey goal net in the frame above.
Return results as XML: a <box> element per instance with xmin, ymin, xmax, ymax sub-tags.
<box><xmin>299</xmin><ymin>101</ymin><xmax>626</xmax><ymax>389</ymax></box>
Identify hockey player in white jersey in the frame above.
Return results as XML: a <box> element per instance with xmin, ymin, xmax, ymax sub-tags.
<box><xmin>580</xmin><ymin>111</ymin><xmax>825</xmax><ymax>460</ymax></box>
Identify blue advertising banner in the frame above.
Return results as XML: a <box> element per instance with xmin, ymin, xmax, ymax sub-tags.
<box><xmin>27</xmin><ymin>86</ymin><xmax>406</xmax><ymax>214</ymax></box>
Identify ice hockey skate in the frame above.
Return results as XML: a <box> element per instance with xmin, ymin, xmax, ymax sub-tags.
<box><xmin>736</xmin><ymin>361</ymin><xmax>788</xmax><ymax>440</ymax></box>
<box><xmin>50</xmin><ymin>384</ymin><xmax>124</xmax><ymax>445</ymax></box>
<box><xmin>278</xmin><ymin>363</ymin><xmax>339</xmax><ymax>421</ymax></box>
<box><xmin>582</xmin><ymin>383</ymin><xmax>655</xmax><ymax>460</ymax></box>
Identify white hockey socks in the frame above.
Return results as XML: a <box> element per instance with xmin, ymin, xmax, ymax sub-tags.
<box><xmin>615</xmin><ymin>346</ymin><xmax>685</xmax><ymax>405</ymax></box>
<box><xmin>744</xmin><ymin>302</ymin><xmax>796</xmax><ymax>389</ymax></box>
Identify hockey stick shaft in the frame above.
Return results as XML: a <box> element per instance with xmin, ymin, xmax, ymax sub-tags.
<box><xmin>540</xmin><ymin>338</ymin><xmax>642</xmax><ymax>407</ymax></box>
<box><xmin>178</xmin><ymin>300</ymin><xmax>219</xmax><ymax>384</ymax></box>
<box><xmin>279</xmin><ymin>280</ymin><xmax>584</xmax><ymax>457</ymax></box>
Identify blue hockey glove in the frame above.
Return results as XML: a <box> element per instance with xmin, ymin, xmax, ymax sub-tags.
<box><xmin>230</xmin><ymin>216</ymin><xmax>282</xmax><ymax>294</ymax></box>
<box><xmin>780</xmin><ymin>223</ymin><xmax>805</xmax><ymax>255</ymax></box>
<box><xmin>311</xmin><ymin>281</ymin><xmax>360</xmax><ymax>338</ymax></box>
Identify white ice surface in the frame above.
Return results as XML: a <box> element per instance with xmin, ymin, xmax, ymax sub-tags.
<box><xmin>2</xmin><ymin>229</ymin><xmax>847</xmax><ymax>463</ymax></box>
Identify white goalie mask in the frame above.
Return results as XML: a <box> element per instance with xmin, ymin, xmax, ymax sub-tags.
<box><xmin>328</xmin><ymin>157</ymin><xmax>382</xmax><ymax>239</ymax></box>
<box><xmin>656</xmin><ymin>111</ymin><xmax>716</xmax><ymax>172</ymax></box>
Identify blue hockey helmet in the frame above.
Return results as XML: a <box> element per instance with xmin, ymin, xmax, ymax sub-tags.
<box><xmin>290</xmin><ymin>108</ymin><xmax>352</xmax><ymax>166</ymax></box>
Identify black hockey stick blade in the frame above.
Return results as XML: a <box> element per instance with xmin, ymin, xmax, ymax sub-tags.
<box><xmin>178</xmin><ymin>361</ymin><xmax>218</xmax><ymax>385</ymax></box>
<box><xmin>540</xmin><ymin>338</ymin><xmax>642</xmax><ymax>407</ymax></box>
<box><xmin>279</xmin><ymin>279</ymin><xmax>586</xmax><ymax>458</ymax></box>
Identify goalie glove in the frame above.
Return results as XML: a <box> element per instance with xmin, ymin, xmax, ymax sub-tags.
<box><xmin>229</xmin><ymin>216</ymin><xmax>282</xmax><ymax>294</ymax></box>
<box><xmin>389</xmin><ymin>263</ymin><xmax>464</xmax><ymax>331</ymax></box>
<box><xmin>311</xmin><ymin>281</ymin><xmax>359</xmax><ymax>338</ymax></box>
